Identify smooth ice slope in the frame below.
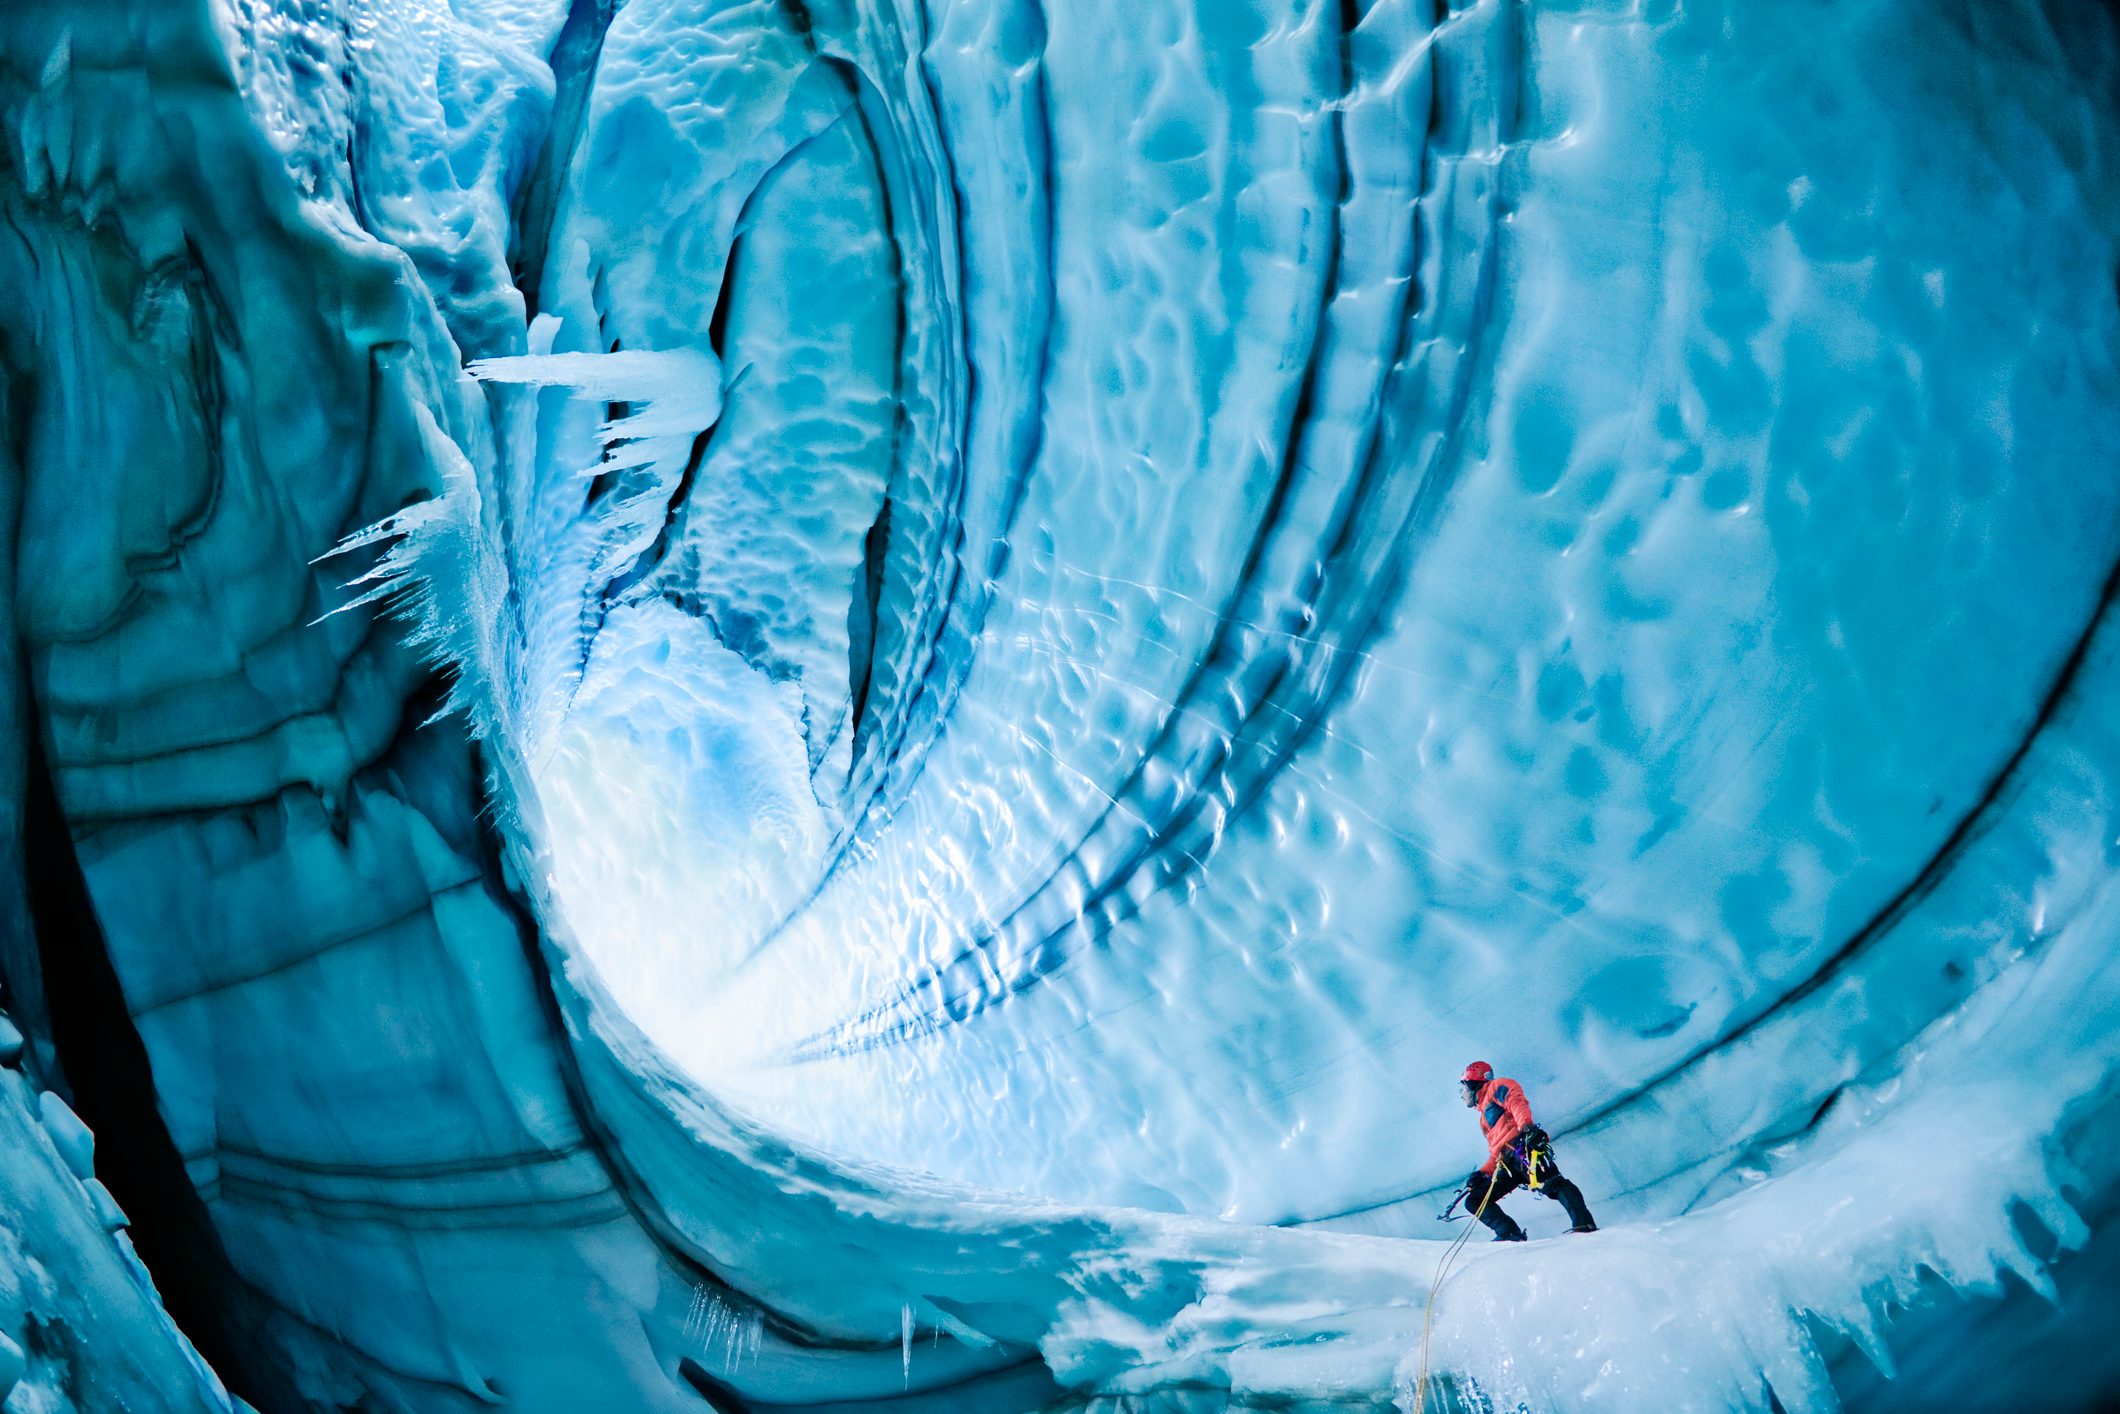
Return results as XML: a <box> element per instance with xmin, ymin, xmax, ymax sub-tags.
<box><xmin>1</xmin><ymin>0</ymin><xmax>2119</xmax><ymax>1411</ymax></box>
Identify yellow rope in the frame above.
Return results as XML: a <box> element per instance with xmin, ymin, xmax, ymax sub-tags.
<box><xmin>1411</xmin><ymin>1176</ymin><xmax>1494</xmax><ymax>1414</ymax></box>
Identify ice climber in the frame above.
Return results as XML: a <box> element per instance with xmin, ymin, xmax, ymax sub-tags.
<box><xmin>1457</xmin><ymin>1061</ymin><xmax>1598</xmax><ymax>1240</ymax></box>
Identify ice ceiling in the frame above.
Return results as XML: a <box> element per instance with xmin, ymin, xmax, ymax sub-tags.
<box><xmin>2</xmin><ymin>0</ymin><xmax>2119</xmax><ymax>1411</ymax></box>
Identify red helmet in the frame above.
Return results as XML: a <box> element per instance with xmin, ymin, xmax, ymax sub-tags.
<box><xmin>1461</xmin><ymin>1061</ymin><xmax>1493</xmax><ymax>1086</ymax></box>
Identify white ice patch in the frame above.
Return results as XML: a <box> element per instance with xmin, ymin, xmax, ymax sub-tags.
<box><xmin>538</xmin><ymin>594</ymin><xmax>830</xmax><ymax>1078</ymax></box>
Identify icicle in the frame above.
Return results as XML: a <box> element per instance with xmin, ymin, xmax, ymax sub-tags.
<box><xmin>679</xmin><ymin>1284</ymin><xmax>763</xmax><ymax>1377</ymax></box>
<box><xmin>682</xmin><ymin>1285</ymin><xmax>708</xmax><ymax>1343</ymax></box>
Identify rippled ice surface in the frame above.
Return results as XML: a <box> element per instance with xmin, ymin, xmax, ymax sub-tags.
<box><xmin>513</xmin><ymin>0</ymin><xmax>2120</xmax><ymax>1226</ymax></box>
<box><xmin>4</xmin><ymin>0</ymin><xmax>2120</xmax><ymax>1409</ymax></box>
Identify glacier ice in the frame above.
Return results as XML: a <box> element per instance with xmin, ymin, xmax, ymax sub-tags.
<box><xmin>2</xmin><ymin>0</ymin><xmax>2120</xmax><ymax>1410</ymax></box>
<box><xmin>0</xmin><ymin>1019</ymin><xmax>231</xmax><ymax>1411</ymax></box>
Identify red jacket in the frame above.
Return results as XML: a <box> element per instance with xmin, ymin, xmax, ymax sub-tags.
<box><xmin>1473</xmin><ymin>1075</ymin><xmax>1535</xmax><ymax>1175</ymax></box>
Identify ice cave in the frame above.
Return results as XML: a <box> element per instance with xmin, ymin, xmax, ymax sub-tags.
<box><xmin>1</xmin><ymin>0</ymin><xmax>2118</xmax><ymax>1409</ymax></box>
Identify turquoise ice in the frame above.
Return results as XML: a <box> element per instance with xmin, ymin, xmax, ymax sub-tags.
<box><xmin>1</xmin><ymin>0</ymin><xmax>2118</xmax><ymax>1409</ymax></box>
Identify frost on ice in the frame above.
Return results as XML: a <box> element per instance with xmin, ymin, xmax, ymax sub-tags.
<box><xmin>1</xmin><ymin>0</ymin><xmax>2119</xmax><ymax>1410</ymax></box>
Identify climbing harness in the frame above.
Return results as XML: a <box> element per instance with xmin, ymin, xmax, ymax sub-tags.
<box><xmin>1412</xmin><ymin>1178</ymin><xmax>1493</xmax><ymax>1414</ymax></box>
<box><xmin>1520</xmin><ymin>1128</ymin><xmax>1550</xmax><ymax>1191</ymax></box>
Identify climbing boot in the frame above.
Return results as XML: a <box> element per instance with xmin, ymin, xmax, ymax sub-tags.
<box><xmin>1485</xmin><ymin>1214</ymin><xmax>1528</xmax><ymax>1243</ymax></box>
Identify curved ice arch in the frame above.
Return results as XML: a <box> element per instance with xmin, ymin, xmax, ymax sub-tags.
<box><xmin>1</xmin><ymin>0</ymin><xmax>2118</xmax><ymax>1411</ymax></box>
<box><xmin>472</xmin><ymin>0</ymin><xmax>2120</xmax><ymax>1231</ymax></box>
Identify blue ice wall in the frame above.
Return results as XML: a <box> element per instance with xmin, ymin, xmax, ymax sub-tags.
<box><xmin>2</xmin><ymin>1</ymin><xmax>2119</xmax><ymax>1411</ymax></box>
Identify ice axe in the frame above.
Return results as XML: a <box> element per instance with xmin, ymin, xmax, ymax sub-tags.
<box><xmin>1436</xmin><ymin>1185</ymin><xmax>1471</xmax><ymax>1222</ymax></box>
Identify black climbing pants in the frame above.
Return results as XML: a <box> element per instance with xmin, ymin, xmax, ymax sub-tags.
<box><xmin>1469</xmin><ymin>1134</ymin><xmax>1596</xmax><ymax>1240</ymax></box>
